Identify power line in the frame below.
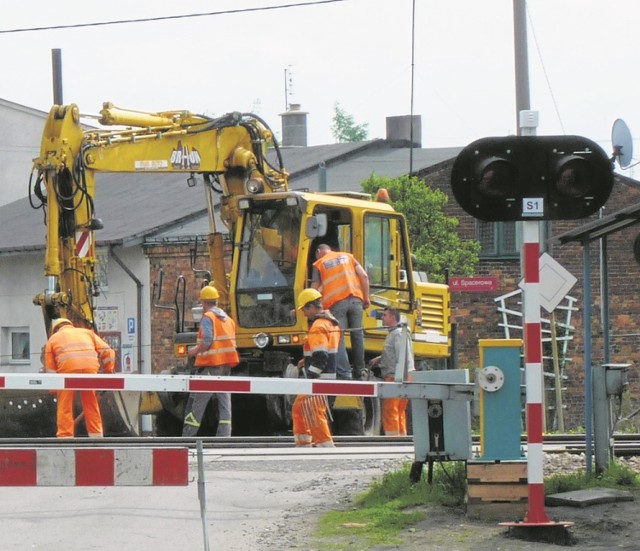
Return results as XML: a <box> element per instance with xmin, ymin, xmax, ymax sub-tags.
<box><xmin>0</xmin><ymin>0</ymin><xmax>346</xmax><ymax>34</ymax></box>
<box><xmin>526</xmin><ymin>4</ymin><xmax>566</xmax><ymax>134</ymax></box>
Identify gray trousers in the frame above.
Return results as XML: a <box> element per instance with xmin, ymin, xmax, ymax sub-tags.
<box><xmin>330</xmin><ymin>296</ymin><xmax>365</xmax><ymax>380</ymax></box>
<box><xmin>182</xmin><ymin>365</ymin><xmax>232</xmax><ymax>437</ymax></box>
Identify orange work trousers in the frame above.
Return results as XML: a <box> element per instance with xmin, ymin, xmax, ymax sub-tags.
<box><xmin>56</xmin><ymin>390</ymin><xmax>104</xmax><ymax>438</ymax></box>
<box><xmin>292</xmin><ymin>394</ymin><xmax>334</xmax><ymax>447</ymax></box>
<box><xmin>382</xmin><ymin>376</ymin><xmax>408</xmax><ymax>436</ymax></box>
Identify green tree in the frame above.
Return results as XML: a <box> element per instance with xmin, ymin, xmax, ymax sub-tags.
<box><xmin>331</xmin><ymin>102</ymin><xmax>369</xmax><ymax>142</ymax></box>
<box><xmin>361</xmin><ymin>174</ymin><xmax>480</xmax><ymax>283</ymax></box>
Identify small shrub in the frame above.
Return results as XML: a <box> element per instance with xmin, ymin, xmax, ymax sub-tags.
<box><xmin>545</xmin><ymin>460</ymin><xmax>640</xmax><ymax>495</ymax></box>
<box><xmin>600</xmin><ymin>461</ymin><xmax>640</xmax><ymax>487</ymax></box>
<box><xmin>356</xmin><ymin>461</ymin><xmax>466</xmax><ymax>509</ymax></box>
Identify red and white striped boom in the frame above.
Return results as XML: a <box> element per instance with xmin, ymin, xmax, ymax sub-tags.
<box><xmin>0</xmin><ymin>373</ymin><xmax>473</xmax><ymax>401</ymax></box>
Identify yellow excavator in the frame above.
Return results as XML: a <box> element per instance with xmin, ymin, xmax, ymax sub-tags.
<box><xmin>30</xmin><ymin>102</ymin><xmax>451</xmax><ymax>435</ymax></box>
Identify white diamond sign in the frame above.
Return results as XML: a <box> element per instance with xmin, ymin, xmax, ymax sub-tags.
<box><xmin>518</xmin><ymin>252</ymin><xmax>577</xmax><ymax>313</ymax></box>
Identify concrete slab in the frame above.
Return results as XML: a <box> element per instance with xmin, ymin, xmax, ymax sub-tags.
<box><xmin>546</xmin><ymin>487</ymin><xmax>634</xmax><ymax>508</ymax></box>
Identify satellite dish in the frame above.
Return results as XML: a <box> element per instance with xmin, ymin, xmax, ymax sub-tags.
<box><xmin>612</xmin><ymin>118</ymin><xmax>633</xmax><ymax>169</ymax></box>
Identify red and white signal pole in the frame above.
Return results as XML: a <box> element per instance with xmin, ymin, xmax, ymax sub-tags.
<box><xmin>520</xmin><ymin>221</ymin><xmax>549</xmax><ymax>524</ymax></box>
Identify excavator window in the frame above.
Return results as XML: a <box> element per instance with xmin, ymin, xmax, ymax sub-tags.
<box><xmin>235</xmin><ymin>201</ymin><xmax>300</xmax><ymax>328</ymax></box>
<box><xmin>364</xmin><ymin>213</ymin><xmax>413</xmax><ymax>312</ymax></box>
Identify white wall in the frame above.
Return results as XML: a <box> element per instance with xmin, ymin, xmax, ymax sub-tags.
<box><xmin>95</xmin><ymin>246</ymin><xmax>152</xmax><ymax>375</ymax></box>
<box><xmin>0</xmin><ymin>246</ymin><xmax>151</xmax><ymax>376</ymax></box>
<box><xmin>0</xmin><ymin>100</ymin><xmax>47</xmax><ymax>206</ymax></box>
<box><xmin>0</xmin><ymin>252</ymin><xmax>49</xmax><ymax>372</ymax></box>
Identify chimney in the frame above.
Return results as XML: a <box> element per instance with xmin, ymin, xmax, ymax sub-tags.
<box><xmin>280</xmin><ymin>103</ymin><xmax>308</xmax><ymax>147</ymax></box>
<box><xmin>385</xmin><ymin>115</ymin><xmax>421</xmax><ymax>148</ymax></box>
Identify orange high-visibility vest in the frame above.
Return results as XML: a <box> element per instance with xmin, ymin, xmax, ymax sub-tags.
<box><xmin>313</xmin><ymin>251</ymin><xmax>364</xmax><ymax>309</ymax></box>
<box><xmin>303</xmin><ymin>315</ymin><xmax>340</xmax><ymax>378</ymax></box>
<box><xmin>44</xmin><ymin>326</ymin><xmax>115</xmax><ymax>374</ymax></box>
<box><xmin>195</xmin><ymin>311</ymin><xmax>240</xmax><ymax>368</ymax></box>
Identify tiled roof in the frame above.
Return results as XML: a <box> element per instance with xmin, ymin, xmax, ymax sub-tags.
<box><xmin>0</xmin><ymin>142</ymin><xmax>460</xmax><ymax>253</ymax></box>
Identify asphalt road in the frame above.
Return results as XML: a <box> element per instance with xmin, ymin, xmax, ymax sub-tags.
<box><xmin>0</xmin><ymin>447</ymin><xmax>411</xmax><ymax>551</ymax></box>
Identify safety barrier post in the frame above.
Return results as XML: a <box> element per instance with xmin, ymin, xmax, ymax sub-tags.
<box><xmin>500</xmin><ymin>221</ymin><xmax>572</xmax><ymax>534</ymax></box>
<box><xmin>197</xmin><ymin>439</ymin><xmax>211</xmax><ymax>551</ymax></box>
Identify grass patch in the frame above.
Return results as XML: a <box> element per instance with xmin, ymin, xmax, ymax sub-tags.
<box><xmin>312</xmin><ymin>461</ymin><xmax>466</xmax><ymax>549</ymax></box>
<box><xmin>357</xmin><ymin>461</ymin><xmax>466</xmax><ymax>509</ymax></box>
<box><xmin>544</xmin><ymin>460</ymin><xmax>640</xmax><ymax>495</ymax></box>
<box><xmin>311</xmin><ymin>459</ymin><xmax>640</xmax><ymax>549</ymax></box>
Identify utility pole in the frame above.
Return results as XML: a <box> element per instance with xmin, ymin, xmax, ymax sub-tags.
<box><xmin>52</xmin><ymin>48</ymin><xmax>63</xmax><ymax>105</ymax></box>
<box><xmin>513</xmin><ymin>0</ymin><xmax>530</xmax><ymax>134</ymax></box>
<box><xmin>409</xmin><ymin>0</ymin><xmax>416</xmax><ymax>176</ymax></box>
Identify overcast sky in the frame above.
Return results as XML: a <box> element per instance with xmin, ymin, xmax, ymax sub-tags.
<box><xmin>2</xmin><ymin>0</ymin><xmax>639</xmax><ymax>177</ymax></box>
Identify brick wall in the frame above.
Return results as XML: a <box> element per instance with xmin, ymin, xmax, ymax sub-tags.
<box><xmin>144</xmin><ymin>243</ymin><xmax>207</xmax><ymax>375</ymax></box>
<box><xmin>421</xmin><ymin>161</ymin><xmax>640</xmax><ymax>429</ymax></box>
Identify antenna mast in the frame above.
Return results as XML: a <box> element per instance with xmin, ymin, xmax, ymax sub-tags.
<box><xmin>284</xmin><ymin>65</ymin><xmax>294</xmax><ymax>110</ymax></box>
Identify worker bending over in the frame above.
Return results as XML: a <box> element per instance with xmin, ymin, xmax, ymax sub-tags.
<box><xmin>44</xmin><ymin>318</ymin><xmax>115</xmax><ymax>438</ymax></box>
<box><xmin>182</xmin><ymin>284</ymin><xmax>239</xmax><ymax>437</ymax></box>
<box><xmin>292</xmin><ymin>288</ymin><xmax>341</xmax><ymax>447</ymax></box>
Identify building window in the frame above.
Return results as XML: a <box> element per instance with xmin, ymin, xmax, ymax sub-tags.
<box><xmin>477</xmin><ymin>221</ymin><xmax>520</xmax><ymax>258</ymax></box>
<box><xmin>1</xmin><ymin>327</ymin><xmax>30</xmax><ymax>365</ymax></box>
<box><xmin>477</xmin><ymin>221</ymin><xmax>548</xmax><ymax>258</ymax></box>
<box><xmin>12</xmin><ymin>332</ymin><xmax>29</xmax><ymax>360</ymax></box>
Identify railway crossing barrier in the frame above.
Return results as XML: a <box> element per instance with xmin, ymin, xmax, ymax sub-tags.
<box><xmin>0</xmin><ymin>446</ymin><xmax>187</xmax><ymax>486</ymax></box>
<box><xmin>0</xmin><ymin>372</ymin><xmax>474</xmax><ymax>551</ymax></box>
<box><xmin>0</xmin><ymin>372</ymin><xmax>474</xmax><ymax>400</ymax></box>
<box><xmin>0</xmin><ymin>440</ymin><xmax>214</xmax><ymax>550</ymax></box>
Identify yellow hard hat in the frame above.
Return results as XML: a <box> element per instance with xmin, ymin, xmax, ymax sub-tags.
<box><xmin>297</xmin><ymin>288</ymin><xmax>322</xmax><ymax>310</ymax></box>
<box><xmin>199</xmin><ymin>284</ymin><xmax>220</xmax><ymax>301</ymax></box>
<box><xmin>51</xmin><ymin>318</ymin><xmax>72</xmax><ymax>333</ymax></box>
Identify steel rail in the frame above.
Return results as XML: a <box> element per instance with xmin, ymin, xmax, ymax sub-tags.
<box><xmin>1</xmin><ymin>434</ymin><xmax>640</xmax><ymax>456</ymax></box>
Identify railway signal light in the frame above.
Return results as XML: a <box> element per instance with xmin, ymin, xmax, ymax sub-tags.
<box><xmin>451</xmin><ymin>135</ymin><xmax>614</xmax><ymax>221</ymax></box>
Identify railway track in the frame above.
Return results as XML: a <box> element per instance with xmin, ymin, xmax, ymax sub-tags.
<box><xmin>2</xmin><ymin>434</ymin><xmax>640</xmax><ymax>456</ymax></box>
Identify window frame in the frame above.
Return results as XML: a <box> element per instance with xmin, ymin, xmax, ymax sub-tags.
<box><xmin>1</xmin><ymin>327</ymin><xmax>31</xmax><ymax>366</ymax></box>
<box><xmin>476</xmin><ymin>221</ymin><xmax>549</xmax><ymax>259</ymax></box>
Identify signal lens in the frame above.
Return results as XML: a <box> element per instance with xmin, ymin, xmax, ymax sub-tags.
<box><xmin>555</xmin><ymin>156</ymin><xmax>594</xmax><ymax>198</ymax></box>
<box><xmin>477</xmin><ymin>157</ymin><xmax>517</xmax><ymax>199</ymax></box>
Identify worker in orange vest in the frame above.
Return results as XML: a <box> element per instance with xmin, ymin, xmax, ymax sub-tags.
<box><xmin>182</xmin><ymin>284</ymin><xmax>239</xmax><ymax>437</ymax></box>
<box><xmin>311</xmin><ymin>244</ymin><xmax>370</xmax><ymax>380</ymax></box>
<box><xmin>291</xmin><ymin>288</ymin><xmax>341</xmax><ymax>447</ymax></box>
<box><xmin>369</xmin><ymin>307</ymin><xmax>414</xmax><ymax>436</ymax></box>
<box><xmin>44</xmin><ymin>318</ymin><xmax>116</xmax><ymax>438</ymax></box>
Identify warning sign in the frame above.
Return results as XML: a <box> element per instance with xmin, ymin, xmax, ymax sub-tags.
<box><xmin>75</xmin><ymin>231</ymin><xmax>91</xmax><ymax>257</ymax></box>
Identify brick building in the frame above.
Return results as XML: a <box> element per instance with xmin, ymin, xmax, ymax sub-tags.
<box><xmin>416</xmin><ymin>158</ymin><xmax>640</xmax><ymax>429</ymax></box>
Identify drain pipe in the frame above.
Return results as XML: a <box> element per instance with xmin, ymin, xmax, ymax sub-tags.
<box><xmin>110</xmin><ymin>247</ymin><xmax>143</xmax><ymax>373</ymax></box>
<box><xmin>110</xmin><ymin>247</ymin><xmax>152</xmax><ymax>435</ymax></box>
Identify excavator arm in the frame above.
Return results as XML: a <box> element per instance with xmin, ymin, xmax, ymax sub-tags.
<box><xmin>31</xmin><ymin>102</ymin><xmax>288</xmax><ymax>332</ymax></box>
